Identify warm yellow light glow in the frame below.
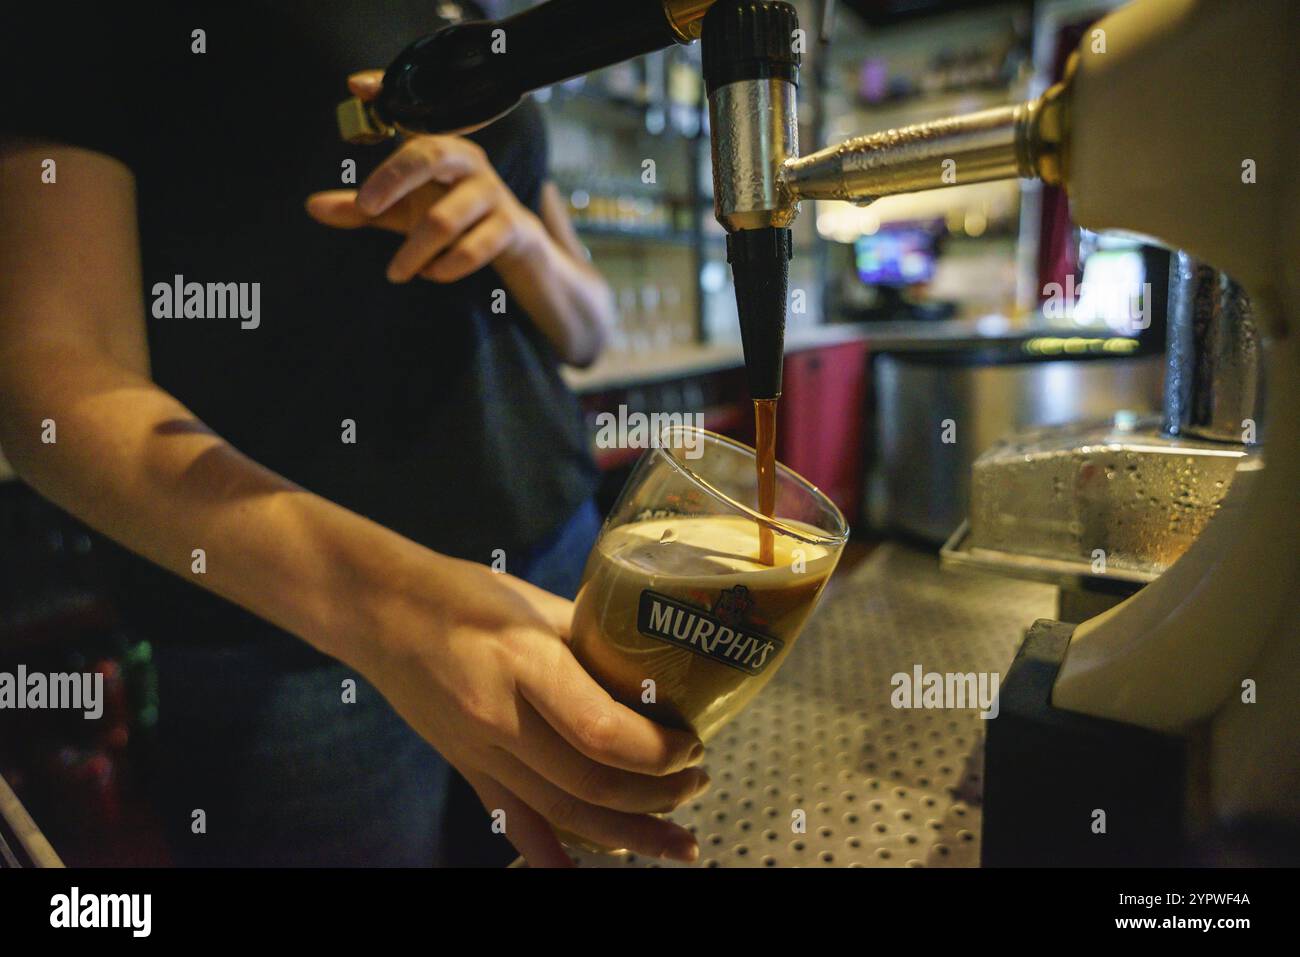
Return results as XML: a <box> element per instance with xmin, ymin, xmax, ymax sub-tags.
<box><xmin>1023</xmin><ymin>336</ymin><xmax>1141</xmax><ymax>356</ymax></box>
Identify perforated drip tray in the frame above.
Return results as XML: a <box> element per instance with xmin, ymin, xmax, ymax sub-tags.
<box><xmin>566</xmin><ymin>543</ymin><xmax>1057</xmax><ymax>868</ymax></box>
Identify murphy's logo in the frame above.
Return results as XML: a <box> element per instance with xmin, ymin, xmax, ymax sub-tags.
<box><xmin>637</xmin><ymin>587</ymin><xmax>782</xmax><ymax>676</ymax></box>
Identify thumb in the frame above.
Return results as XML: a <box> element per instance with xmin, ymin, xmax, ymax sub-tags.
<box><xmin>305</xmin><ymin>190</ymin><xmax>406</xmax><ymax>233</ymax></box>
<box><xmin>347</xmin><ymin>70</ymin><xmax>384</xmax><ymax>102</ymax></box>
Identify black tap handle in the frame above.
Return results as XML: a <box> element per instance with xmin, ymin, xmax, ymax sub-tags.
<box><xmin>377</xmin><ymin>0</ymin><xmax>682</xmax><ymax>134</ymax></box>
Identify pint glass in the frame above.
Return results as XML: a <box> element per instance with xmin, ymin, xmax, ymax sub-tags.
<box><xmin>571</xmin><ymin>427</ymin><xmax>849</xmax><ymax>744</ymax></box>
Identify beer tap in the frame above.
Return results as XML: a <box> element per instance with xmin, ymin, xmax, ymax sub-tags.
<box><xmin>699</xmin><ymin>1</ymin><xmax>799</xmax><ymax>402</ymax></box>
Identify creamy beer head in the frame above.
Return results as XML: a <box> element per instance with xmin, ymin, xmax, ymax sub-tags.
<box><xmin>571</xmin><ymin>514</ymin><xmax>839</xmax><ymax>742</ymax></box>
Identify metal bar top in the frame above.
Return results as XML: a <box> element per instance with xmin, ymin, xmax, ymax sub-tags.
<box><xmin>570</xmin><ymin>543</ymin><xmax>1056</xmax><ymax>867</ymax></box>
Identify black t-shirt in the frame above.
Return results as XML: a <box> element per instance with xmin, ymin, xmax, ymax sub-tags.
<box><xmin>2</xmin><ymin>3</ymin><xmax>597</xmax><ymax>653</ymax></box>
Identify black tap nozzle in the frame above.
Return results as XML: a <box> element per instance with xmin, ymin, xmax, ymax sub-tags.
<box><xmin>729</xmin><ymin>227</ymin><xmax>792</xmax><ymax>401</ymax></box>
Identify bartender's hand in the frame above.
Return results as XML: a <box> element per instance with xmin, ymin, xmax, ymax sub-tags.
<box><xmin>361</xmin><ymin>549</ymin><xmax>707</xmax><ymax>868</ymax></box>
<box><xmin>307</xmin><ymin>71</ymin><xmax>614</xmax><ymax>367</ymax></box>
<box><xmin>306</xmin><ymin>72</ymin><xmax>539</xmax><ymax>285</ymax></box>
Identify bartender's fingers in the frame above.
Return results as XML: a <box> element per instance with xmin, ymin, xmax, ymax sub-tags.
<box><xmin>347</xmin><ymin>70</ymin><xmax>384</xmax><ymax>101</ymax></box>
<box><xmin>505</xmin><ymin>701</ymin><xmax>710</xmax><ymax>814</ymax></box>
<box><xmin>517</xmin><ymin>643</ymin><xmax>705</xmax><ymax>776</ymax></box>
<box><xmin>305</xmin><ymin>190</ymin><xmax>410</xmax><ymax>234</ymax></box>
<box><xmin>356</xmin><ymin>136</ymin><xmax>486</xmax><ymax>217</ymax></box>
<box><xmin>488</xmin><ymin>751</ymin><xmax>699</xmax><ymax>863</ymax></box>
<box><xmin>418</xmin><ymin>211</ymin><xmax>514</xmax><ymax>284</ymax></box>
<box><xmin>388</xmin><ymin>178</ymin><xmax>495</xmax><ymax>282</ymax></box>
<box><xmin>464</xmin><ymin>770</ymin><xmax>574</xmax><ymax>868</ymax></box>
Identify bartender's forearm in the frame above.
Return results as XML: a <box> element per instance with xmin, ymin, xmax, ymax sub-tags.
<box><xmin>495</xmin><ymin>210</ymin><xmax>613</xmax><ymax>368</ymax></box>
<box><xmin>0</xmin><ymin>339</ymin><xmax>428</xmax><ymax>673</ymax></box>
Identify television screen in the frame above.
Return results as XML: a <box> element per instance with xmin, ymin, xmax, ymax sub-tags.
<box><xmin>855</xmin><ymin>225</ymin><xmax>938</xmax><ymax>286</ymax></box>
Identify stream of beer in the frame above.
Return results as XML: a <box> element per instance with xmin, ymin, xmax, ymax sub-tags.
<box><xmin>754</xmin><ymin>398</ymin><xmax>778</xmax><ymax>566</ymax></box>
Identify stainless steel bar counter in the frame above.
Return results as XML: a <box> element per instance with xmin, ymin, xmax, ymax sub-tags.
<box><xmin>568</xmin><ymin>544</ymin><xmax>1056</xmax><ymax>868</ymax></box>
